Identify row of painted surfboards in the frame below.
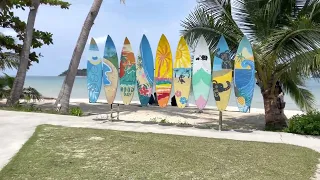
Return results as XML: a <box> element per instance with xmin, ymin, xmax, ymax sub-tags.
<box><xmin>87</xmin><ymin>34</ymin><xmax>255</xmax><ymax>113</ymax></box>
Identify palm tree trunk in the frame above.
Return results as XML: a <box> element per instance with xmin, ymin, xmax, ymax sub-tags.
<box><xmin>262</xmin><ymin>82</ymin><xmax>287</xmax><ymax>130</ymax></box>
<box><xmin>6</xmin><ymin>0</ymin><xmax>40</xmax><ymax>105</ymax></box>
<box><xmin>54</xmin><ymin>0</ymin><xmax>103</xmax><ymax>113</ymax></box>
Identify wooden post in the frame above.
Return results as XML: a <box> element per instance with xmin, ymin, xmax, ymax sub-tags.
<box><xmin>219</xmin><ymin>111</ymin><xmax>222</xmax><ymax>131</ymax></box>
<box><xmin>110</xmin><ymin>104</ymin><xmax>113</xmax><ymax>120</ymax></box>
<box><xmin>117</xmin><ymin>104</ymin><xmax>120</xmax><ymax>120</ymax></box>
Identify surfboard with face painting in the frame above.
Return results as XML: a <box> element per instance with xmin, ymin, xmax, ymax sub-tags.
<box><xmin>87</xmin><ymin>38</ymin><xmax>102</xmax><ymax>103</ymax></box>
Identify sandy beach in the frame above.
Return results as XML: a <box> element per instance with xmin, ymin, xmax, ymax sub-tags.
<box><xmin>1</xmin><ymin>98</ymin><xmax>303</xmax><ymax>130</ymax></box>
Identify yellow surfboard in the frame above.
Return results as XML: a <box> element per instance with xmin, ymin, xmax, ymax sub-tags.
<box><xmin>173</xmin><ymin>37</ymin><xmax>192</xmax><ymax>108</ymax></box>
<box><xmin>155</xmin><ymin>34</ymin><xmax>173</xmax><ymax>108</ymax></box>
<box><xmin>212</xmin><ymin>36</ymin><xmax>233</xmax><ymax>111</ymax></box>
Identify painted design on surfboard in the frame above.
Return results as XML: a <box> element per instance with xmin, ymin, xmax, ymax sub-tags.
<box><xmin>120</xmin><ymin>37</ymin><xmax>136</xmax><ymax>105</ymax></box>
<box><xmin>155</xmin><ymin>34</ymin><xmax>173</xmax><ymax>108</ymax></box>
<box><xmin>136</xmin><ymin>35</ymin><xmax>154</xmax><ymax>106</ymax></box>
<box><xmin>173</xmin><ymin>36</ymin><xmax>191</xmax><ymax>108</ymax></box>
<box><xmin>103</xmin><ymin>35</ymin><xmax>119</xmax><ymax>104</ymax></box>
<box><xmin>234</xmin><ymin>36</ymin><xmax>255</xmax><ymax>113</ymax></box>
<box><xmin>192</xmin><ymin>36</ymin><xmax>211</xmax><ymax>110</ymax></box>
<box><xmin>87</xmin><ymin>38</ymin><xmax>102</xmax><ymax>103</ymax></box>
<box><xmin>212</xmin><ymin>36</ymin><xmax>233</xmax><ymax>111</ymax></box>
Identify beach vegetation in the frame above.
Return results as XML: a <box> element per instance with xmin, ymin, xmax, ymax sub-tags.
<box><xmin>0</xmin><ymin>0</ymin><xmax>70</xmax><ymax>105</ymax></box>
<box><xmin>1</xmin><ymin>125</ymin><xmax>319</xmax><ymax>179</ymax></box>
<box><xmin>0</xmin><ymin>73</ymin><xmax>42</xmax><ymax>101</ymax></box>
<box><xmin>181</xmin><ymin>0</ymin><xmax>320</xmax><ymax>130</ymax></box>
<box><xmin>285</xmin><ymin>111</ymin><xmax>320</xmax><ymax>135</ymax></box>
<box><xmin>69</xmin><ymin>106</ymin><xmax>83</xmax><ymax>117</ymax></box>
<box><xmin>55</xmin><ymin>0</ymin><xmax>126</xmax><ymax>113</ymax></box>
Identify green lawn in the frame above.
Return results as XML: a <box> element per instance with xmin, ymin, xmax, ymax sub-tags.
<box><xmin>0</xmin><ymin>125</ymin><xmax>319</xmax><ymax>180</ymax></box>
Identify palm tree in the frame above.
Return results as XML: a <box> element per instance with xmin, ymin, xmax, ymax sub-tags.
<box><xmin>54</xmin><ymin>0</ymin><xmax>126</xmax><ymax>113</ymax></box>
<box><xmin>6</xmin><ymin>0</ymin><xmax>41</xmax><ymax>105</ymax></box>
<box><xmin>181</xmin><ymin>0</ymin><xmax>320</xmax><ymax>129</ymax></box>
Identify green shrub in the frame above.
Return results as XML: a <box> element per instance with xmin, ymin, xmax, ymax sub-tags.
<box><xmin>69</xmin><ymin>107</ymin><xmax>83</xmax><ymax>117</ymax></box>
<box><xmin>286</xmin><ymin>111</ymin><xmax>320</xmax><ymax>135</ymax></box>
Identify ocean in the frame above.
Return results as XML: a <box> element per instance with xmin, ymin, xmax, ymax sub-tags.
<box><xmin>24</xmin><ymin>76</ymin><xmax>320</xmax><ymax>111</ymax></box>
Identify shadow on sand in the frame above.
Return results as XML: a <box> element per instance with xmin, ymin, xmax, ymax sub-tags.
<box><xmin>34</xmin><ymin>102</ymin><xmax>266</xmax><ymax>131</ymax></box>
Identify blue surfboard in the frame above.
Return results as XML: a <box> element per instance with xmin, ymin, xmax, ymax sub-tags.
<box><xmin>234</xmin><ymin>36</ymin><xmax>255</xmax><ymax>113</ymax></box>
<box><xmin>136</xmin><ymin>35</ymin><xmax>154</xmax><ymax>106</ymax></box>
<box><xmin>87</xmin><ymin>38</ymin><xmax>102</xmax><ymax>103</ymax></box>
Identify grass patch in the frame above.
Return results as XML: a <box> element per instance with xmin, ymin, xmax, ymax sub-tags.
<box><xmin>0</xmin><ymin>103</ymin><xmax>83</xmax><ymax>117</ymax></box>
<box><xmin>0</xmin><ymin>125</ymin><xmax>319</xmax><ymax>180</ymax></box>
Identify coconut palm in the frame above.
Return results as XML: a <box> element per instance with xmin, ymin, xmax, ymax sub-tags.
<box><xmin>54</xmin><ymin>0</ymin><xmax>126</xmax><ymax>113</ymax></box>
<box><xmin>181</xmin><ymin>0</ymin><xmax>320</xmax><ymax>129</ymax></box>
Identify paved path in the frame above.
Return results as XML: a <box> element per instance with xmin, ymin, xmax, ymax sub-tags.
<box><xmin>0</xmin><ymin>110</ymin><xmax>319</xmax><ymax>179</ymax></box>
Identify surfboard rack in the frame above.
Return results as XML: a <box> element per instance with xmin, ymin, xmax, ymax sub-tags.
<box><xmin>109</xmin><ymin>103</ymin><xmax>120</xmax><ymax>121</ymax></box>
<box><xmin>219</xmin><ymin>111</ymin><xmax>223</xmax><ymax>131</ymax></box>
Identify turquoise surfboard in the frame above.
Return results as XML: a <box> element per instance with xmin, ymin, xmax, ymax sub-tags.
<box><xmin>136</xmin><ymin>35</ymin><xmax>154</xmax><ymax>106</ymax></box>
<box><xmin>87</xmin><ymin>38</ymin><xmax>102</xmax><ymax>103</ymax></box>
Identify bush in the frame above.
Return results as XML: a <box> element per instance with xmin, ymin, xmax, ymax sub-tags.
<box><xmin>286</xmin><ymin>111</ymin><xmax>320</xmax><ymax>136</ymax></box>
<box><xmin>69</xmin><ymin>107</ymin><xmax>83</xmax><ymax>117</ymax></box>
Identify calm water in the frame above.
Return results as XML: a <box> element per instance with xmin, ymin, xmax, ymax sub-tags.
<box><xmin>24</xmin><ymin>76</ymin><xmax>320</xmax><ymax>111</ymax></box>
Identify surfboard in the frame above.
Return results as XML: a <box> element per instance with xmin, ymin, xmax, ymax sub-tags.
<box><xmin>173</xmin><ymin>37</ymin><xmax>192</xmax><ymax>108</ymax></box>
<box><xmin>192</xmin><ymin>35</ymin><xmax>211</xmax><ymax>110</ymax></box>
<box><xmin>212</xmin><ymin>36</ymin><xmax>233</xmax><ymax>111</ymax></box>
<box><xmin>87</xmin><ymin>38</ymin><xmax>102</xmax><ymax>103</ymax></box>
<box><xmin>234</xmin><ymin>36</ymin><xmax>255</xmax><ymax>113</ymax></box>
<box><xmin>155</xmin><ymin>34</ymin><xmax>173</xmax><ymax>108</ymax></box>
<box><xmin>103</xmin><ymin>35</ymin><xmax>119</xmax><ymax>104</ymax></box>
<box><xmin>136</xmin><ymin>35</ymin><xmax>154</xmax><ymax>106</ymax></box>
<box><xmin>120</xmin><ymin>37</ymin><xmax>136</xmax><ymax>105</ymax></box>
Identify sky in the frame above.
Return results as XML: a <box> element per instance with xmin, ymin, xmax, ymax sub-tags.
<box><xmin>1</xmin><ymin>0</ymin><xmax>197</xmax><ymax>76</ymax></box>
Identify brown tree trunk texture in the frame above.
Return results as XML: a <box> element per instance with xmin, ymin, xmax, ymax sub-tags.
<box><xmin>6</xmin><ymin>0</ymin><xmax>40</xmax><ymax>105</ymax></box>
<box><xmin>54</xmin><ymin>0</ymin><xmax>103</xmax><ymax>113</ymax></box>
<box><xmin>262</xmin><ymin>85</ymin><xmax>288</xmax><ymax>130</ymax></box>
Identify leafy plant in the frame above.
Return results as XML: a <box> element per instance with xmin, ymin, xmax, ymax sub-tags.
<box><xmin>177</xmin><ymin>121</ymin><xmax>192</xmax><ymax>125</ymax></box>
<box><xmin>69</xmin><ymin>107</ymin><xmax>83</xmax><ymax>117</ymax></box>
<box><xmin>285</xmin><ymin>111</ymin><xmax>320</xmax><ymax>135</ymax></box>
<box><xmin>0</xmin><ymin>73</ymin><xmax>42</xmax><ymax>101</ymax></box>
<box><xmin>159</xmin><ymin>119</ymin><xmax>167</xmax><ymax>123</ymax></box>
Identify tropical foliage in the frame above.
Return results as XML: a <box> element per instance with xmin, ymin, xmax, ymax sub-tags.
<box><xmin>0</xmin><ymin>73</ymin><xmax>42</xmax><ymax>102</ymax></box>
<box><xmin>181</xmin><ymin>0</ymin><xmax>320</xmax><ymax>129</ymax></box>
<box><xmin>0</xmin><ymin>0</ymin><xmax>70</xmax><ymax>68</ymax></box>
<box><xmin>286</xmin><ymin>111</ymin><xmax>320</xmax><ymax>135</ymax></box>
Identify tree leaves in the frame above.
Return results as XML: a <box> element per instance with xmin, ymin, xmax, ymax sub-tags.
<box><xmin>0</xmin><ymin>0</ymin><xmax>70</xmax><ymax>69</ymax></box>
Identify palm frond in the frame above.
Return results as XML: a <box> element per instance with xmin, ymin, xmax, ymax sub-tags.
<box><xmin>280</xmin><ymin>72</ymin><xmax>315</xmax><ymax>112</ymax></box>
<box><xmin>0</xmin><ymin>52</ymin><xmax>19</xmax><ymax>70</ymax></box>
<box><xmin>181</xmin><ymin>5</ymin><xmax>241</xmax><ymax>52</ymax></box>
<box><xmin>230</xmin><ymin>0</ymin><xmax>256</xmax><ymax>42</ymax></box>
<box><xmin>299</xmin><ymin>0</ymin><xmax>320</xmax><ymax>22</ymax></box>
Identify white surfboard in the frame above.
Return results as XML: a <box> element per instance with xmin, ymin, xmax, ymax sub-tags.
<box><xmin>192</xmin><ymin>36</ymin><xmax>211</xmax><ymax>110</ymax></box>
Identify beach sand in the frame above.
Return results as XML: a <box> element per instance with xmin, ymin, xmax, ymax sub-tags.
<box><xmin>1</xmin><ymin>99</ymin><xmax>303</xmax><ymax>130</ymax></box>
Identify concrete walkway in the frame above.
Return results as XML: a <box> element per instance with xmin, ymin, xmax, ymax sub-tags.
<box><xmin>0</xmin><ymin>110</ymin><xmax>319</xmax><ymax>179</ymax></box>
